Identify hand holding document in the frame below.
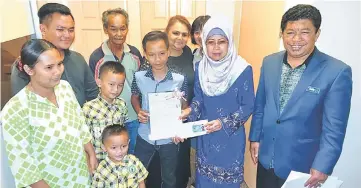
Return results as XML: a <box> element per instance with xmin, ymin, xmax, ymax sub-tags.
<box><xmin>281</xmin><ymin>171</ymin><xmax>343</xmax><ymax>188</ymax></box>
<box><xmin>176</xmin><ymin>120</ymin><xmax>208</xmax><ymax>139</ymax></box>
<box><xmin>147</xmin><ymin>92</ymin><xmax>207</xmax><ymax>140</ymax></box>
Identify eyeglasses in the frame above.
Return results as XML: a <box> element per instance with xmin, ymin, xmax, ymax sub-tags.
<box><xmin>205</xmin><ymin>39</ymin><xmax>228</xmax><ymax>48</ymax></box>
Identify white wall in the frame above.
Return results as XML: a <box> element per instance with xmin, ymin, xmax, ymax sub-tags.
<box><xmin>206</xmin><ymin>0</ymin><xmax>235</xmax><ymax>25</ymax></box>
<box><xmin>313</xmin><ymin>1</ymin><xmax>361</xmax><ymax>188</ymax></box>
<box><xmin>0</xmin><ymin>1</ymin><xmax>34</xmax><ymax>42</ymax></box>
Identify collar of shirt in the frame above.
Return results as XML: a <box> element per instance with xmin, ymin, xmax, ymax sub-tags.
<box><xmin>104</xmin><ymin>155</ymin><xmax>130</xmax><ymax>168</ymax></box>
<box><xmin>102</xmin><ymin>40</ymin><xmax>132</xmax><ymax>62</ymax></box>
<box><xmin>63</xmin><ymin>49</ymin><xmax>71</xmax><ymax>56</ymax></box>
<box><xmin>97</xmin><ymin>94</ymin><xmax>119</xmax><ymax>107</ymax></box>
<box><xmin>283</xmin><ymin>47</ymin><xmax>316</xmax><ymax>68</ymax></box>
<box><xmin>144</xmin><ymin>66</ymin><xmax>174</xmax><ymax>82</ymax></box>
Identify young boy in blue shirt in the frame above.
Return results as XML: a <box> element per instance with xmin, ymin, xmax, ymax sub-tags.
<box><xmin>131</xmin><ymin>31</ymin><xmax>188</xmax><ymax>187</ymax></box>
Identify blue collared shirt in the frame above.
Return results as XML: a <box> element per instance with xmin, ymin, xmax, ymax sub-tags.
<box><xmin>131</xmin><ymin>67</ymin><xmax>188</xmax><ymax>145</ymax></box>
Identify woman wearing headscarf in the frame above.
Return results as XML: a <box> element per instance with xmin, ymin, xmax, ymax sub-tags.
<box><xmin>180</xmin><ymin>16</ymin><xmax>255</xmax><ymax>187</ymax></box>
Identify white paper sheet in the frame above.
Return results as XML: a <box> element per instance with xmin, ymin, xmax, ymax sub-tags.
<box><xmin>281</xmin><ymin>171</ymin><xmax>343</xmax><ymax>188</ymax></box>
<box><xmin>148</xmin><ymin>92</ymin><xmax>182</xmax><ymax>140</ymax></box>
<box><xmin>147</xmin><ymin>92</ymin><xmax>208</xmax><ymax>140</ymax></box>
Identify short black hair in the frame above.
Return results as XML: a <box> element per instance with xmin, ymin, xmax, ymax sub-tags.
<box><xmin>142</xmin><ymin>31</ymin><xmax>169</xmax><ymax>52</ymax></box>
<box><xmin>98</xmin><ymin>61</ymin><xmax>125</xmax><ymax>79</ymax></box>
<box><xmin>281</xmin><ymin>4</ymin><xmax>321</xmax><ymax>33</ymax></box>
<box><xmin>38</xmin><ymin>3</ymin><xmax>74</xmax><ymax>24</ymax></box>
<box><xmin>101</xmin><ymin>124</ymin><xmax>128</xmax><ymax>144</ymax></box>
<box><xmin>191</xmin><ymin>15</ymin><xmax>211</xmax><ymax>44</ymax></box>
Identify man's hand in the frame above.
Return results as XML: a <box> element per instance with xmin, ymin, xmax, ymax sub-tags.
<box><xmin>304</xmin><ymin>168</ymin><xmax>328</xmax><ymax>188</ymax></box>
<box><xmin>250</xmin><ymin>142</ymin><xmax>260</xmax><ymax>164</ymax></box>
<box><xmin>138</xmin><ymin>110</ymin><xmax>149</xmax><ymax>124</ymax></box>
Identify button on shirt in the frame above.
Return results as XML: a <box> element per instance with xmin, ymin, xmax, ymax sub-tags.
<box><xmin>270</xmin><ymin>49</ymin><xmax>315</xmax><ymax>168</ymax></box>
<box><xmin>131</xmin><ymin>67</ymin><xmax>188</xmax><ymax>145</ymax></box>
<box><xmin>92</xmin><ymin>155</ymin><xmax>148</xmax><ymax>188</ymax></box>
<box><xmin>83</xmin><ymin>95</ymin><xmax>128</xmax><ymax>161</ymax></box>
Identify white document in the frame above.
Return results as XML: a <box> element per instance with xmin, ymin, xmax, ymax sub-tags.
<box><xmin>281</xmin><ymin>171</ymin><xmax>343</xmax><ymax>188</ymax></box>
<box><xmin>148</xmin><ymin>92</ymin><xmax>182</xmax><ymax>140</ymax></box>
<box><xmin>147</xmin><ymin>92</ymin><xmax>208</xmax><ymax>140</ymax></box>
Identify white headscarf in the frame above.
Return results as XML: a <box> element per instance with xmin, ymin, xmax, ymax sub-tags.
<box><xmin>198</xmin><ymin>16</ymin><xmax>249</xmax><ymax>96</ymax></box>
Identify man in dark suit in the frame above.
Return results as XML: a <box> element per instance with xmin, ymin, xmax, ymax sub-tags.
<box><xmin>249</xmin><ymin>4</ymin><xmax>352</xmax><ymax>188</ymax></box>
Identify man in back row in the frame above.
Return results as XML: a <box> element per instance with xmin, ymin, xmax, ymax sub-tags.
<box><xmin>11</xmin><ymin>3</ymin><xmax>98</xmax><ymax>106</ymax></box>
<box><xmin>88</xmin><ymin>8</ymin><xmax>143</xmax><ymax>154</ymax></box>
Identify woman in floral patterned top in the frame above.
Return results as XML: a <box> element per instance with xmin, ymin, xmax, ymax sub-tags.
<box><xmin>180</xmin><ymin>17</ymin><xmax>255</xmax><ymax>188</ymax></box>
<box><xmin>1</xmin><ymin>39</ymin><xmax>98</xmax><ymax>187</ymax></box>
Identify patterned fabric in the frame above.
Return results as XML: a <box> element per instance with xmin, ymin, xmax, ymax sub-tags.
<box><xmin>2</xmin><ymin>80</ymin><xmax>91</xmax><ymax>188</ymax></box>
<box><xmin>92</xmin><ymin>155</ymin><xmax>148</xmax><ymax>188</ymax></box>
<box><xmin>279</xmin><ymin>63</ymin><xmax>306</xmax><ymax>113</ymax></box>
<box><xmin>91</xmin><ymin>41</ymin><xmax>139</xmax><ymax>122</ymax></box>
<box><xmin>189</xmin><ymin>64</ymin><xmax>255</xmax><ymax>187</ymax></box>
<box><xmin>197</xmin><ymin>156</ymin><xmax>244</xmax><ymax>184</ymax></box>
<box><xmin>279</xmin><ymin>50</ymin><xmax>314</xmax><ymax>113</ymax></box>
<box><xmin>83</xmin><ymin>95</ymin><xmax>128</xmax><ymax>161</ymax></box>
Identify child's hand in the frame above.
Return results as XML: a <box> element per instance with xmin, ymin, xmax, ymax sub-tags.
<box><xmin>138</xmin><ymin>110</ymin><xmax>149</xmax><ymax>124</ymax></box>
<box><xmin>172</xmin><ymin>136</ymin><xmax>185</xmax><ymax>144</ymax></box>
